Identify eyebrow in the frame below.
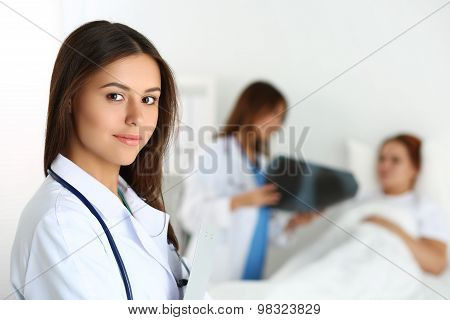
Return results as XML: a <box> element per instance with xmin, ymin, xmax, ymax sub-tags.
<box><xmin>99</xmin><ymin>82</ymin><xmax>161</xmax><ymax>93</ymax></box>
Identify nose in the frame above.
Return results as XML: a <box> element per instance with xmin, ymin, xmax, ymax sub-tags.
<box><xmin>379</xmin><ymin>160</ymin><xmax>392</xmax><ymax>173</ymax></box>
<box><xmin>125</xmin><ymin>97</ymin><xmax>144</xmax><ymax>126</ymax></box>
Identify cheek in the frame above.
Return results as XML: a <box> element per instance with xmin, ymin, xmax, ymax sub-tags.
<box><xmin>402</xmin><ymin>165</ymin><xmax>417</xmax><ymax>180</ymax></box>
<box><xmin>75</xmin><ymin>97</ymin><xmax>120</xmax><ymax>140</ymax></box>
<box><xmin>390</xmin><ymin>163</ymin><xmax>415</xmax><ymax>183</ymax></box>
<box><xmin>377</xmin><ymin>162</ymin><xmax>399</xmax><ymax>181</ymax></box>
<box><xmin>376</xmin><ymin>163</ymin><xmax>383</xmax><ymax>174</ymax></box>
<box><xmin>377</xmin><ymin>161</ymin><xmax>389</xmax><ymax>173</ymax></box>
<box><xmin>142</xmin><ymin>107</ymin><xmax>159</xmax><ymax>140</ymax></box>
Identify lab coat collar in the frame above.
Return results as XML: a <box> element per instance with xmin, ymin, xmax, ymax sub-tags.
<box><xmin>50</xmin><ymin>153</ymin><xmax>130</xmax><ymax>222</ymax></box>
<box><xmin>227</xmin><ymin>135</ymin><xmax>268</xmax><ymax>172</ymax></box>
<box><xmin>49</xmin><ymin>153</ymin><xmax>175</xmax><ymax>278</ymax></box>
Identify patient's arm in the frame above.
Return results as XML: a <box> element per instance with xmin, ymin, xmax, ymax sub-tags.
<box><xmin>409</xmin><ymin>238</ymin><xmax>448</xmax><ymax>275</ymax></box>
<box><xmin>364</xmin><ymin>216</ymin><xmax>448</xmax><ymax>275</ymax></box>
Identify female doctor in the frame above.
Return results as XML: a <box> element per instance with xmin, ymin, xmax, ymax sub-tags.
<box><xmin>10</xmin><ymin>21</ymin><xmax>191</xmax><ymax>300</ymax></box>
<box><xmin>178</xmin><ymin>81</ymin><xmax>317</xmax><ymax>283</ymax></box>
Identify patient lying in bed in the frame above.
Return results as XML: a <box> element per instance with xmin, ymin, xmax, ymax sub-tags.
<box><xmin>209</xmin><ymin>134</ymin><xmax>449</xmax><ymax>299</ymax></box>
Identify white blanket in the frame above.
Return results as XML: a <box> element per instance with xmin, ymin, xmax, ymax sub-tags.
<box><xmin>209</xmin><ymin>199</ymin><xmax>426</xmax><ymax>299</ymax></box>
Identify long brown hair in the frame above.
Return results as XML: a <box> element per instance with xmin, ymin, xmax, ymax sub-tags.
<box><xmin>44</xmin><ymin>20</ymin><xmax>180</xmax><ymax>250</ymax></box>
<box><xmin>217</xmin><ymin>81</ymin><xmax>287</xmax><ymax>156</ymax></box>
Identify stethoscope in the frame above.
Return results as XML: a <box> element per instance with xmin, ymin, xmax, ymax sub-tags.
<box><xmin>47</xmin><ymin>167</ymin><xmax>190</xmax><ymax>300</ymax></box>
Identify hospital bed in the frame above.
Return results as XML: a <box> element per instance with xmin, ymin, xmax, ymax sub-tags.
<box><xmin>165</xmin><ymin>138</ymin><xmax>450</xmax><ymax>300</ymax></box>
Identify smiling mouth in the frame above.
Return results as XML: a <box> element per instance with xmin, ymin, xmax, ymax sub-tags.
<box><xmin>113</xmin><ymin>134</ymin><xmax>142</xmax><ymax>146</ymax></box>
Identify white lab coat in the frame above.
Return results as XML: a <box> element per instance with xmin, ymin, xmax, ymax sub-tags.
<box><xmin>178</xmin><ymin>135</ymin><xmax>294</xmax><ymax>283</ymax></box>
<box><xmin>10</xmin><ymin>153</ymin><xmax>196</xmax><ymax>300</ymax></box>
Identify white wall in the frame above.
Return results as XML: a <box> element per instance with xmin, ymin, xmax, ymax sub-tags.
<box><xmin>1</xmin><ymin>0</ymin><xmax>449</xmax><ymax>297</ymax></box>
<box><xmin>61</xmin><ymin>0</ymin><xmax>450</xmax><ymax>166</ymax></box>
<box><xmin>0</xmin><ymin>0</ymin><xmax>62</xmax><ymax>298</ymax></box>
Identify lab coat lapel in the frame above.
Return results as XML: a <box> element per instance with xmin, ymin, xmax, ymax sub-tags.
<box><xmin>227</xmin><ymin>136</ymin><xmax>260</xmax><ymax>189</ymax></box>
<box><xmin>127</xmin><ymin>216</ymin><xmax>173</xmax><ymax>277</ymax></box>
<box><xmin>118</xmin><ymin>176</ymin><xmax>173</xmax><ymax>277</ymax></box>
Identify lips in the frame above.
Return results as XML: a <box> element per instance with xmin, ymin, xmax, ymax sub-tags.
<box><xmin>113</xmin><ymin>134</ymin><xmax>142</xmax><ymax>146</ymax></box>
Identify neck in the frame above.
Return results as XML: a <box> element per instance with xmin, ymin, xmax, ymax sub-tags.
<box><xmin>383</xmin><ymin>185</ymin><xmax>412</xmax><ymax>196</ymax></box>
<box><xmin>64</xmin><ymin>143</ymin><xmax>121</xmax><ymax>199</ymax></box>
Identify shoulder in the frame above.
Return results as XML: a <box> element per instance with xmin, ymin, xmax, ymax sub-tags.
<box><xmin>13</xmin><ymin>177</ymin><xmax>102</xmax><ymax>259</ymax></box>
<box><xmin>14</xmin><ymin>177</ymin><xmax>66</xmax><ymax>245</ymax></box>
<box><xmin>11</xmin><ymin>179</ymin><xmax>116</xmax><ymax>299</ymax></box>
<box><xmin>22</xmin><ymin>176</ymin><xmax>94</xmax><ymax>226</ymax></box>
<box><xmin>415</xmin><ymin>193</ymin><xmax>447</xmax><ymax>217</ymax></box>
<box><xmin>414</xmin><ymin>193</ymin><xmax>450</xmax><ymax>243</ymax></box>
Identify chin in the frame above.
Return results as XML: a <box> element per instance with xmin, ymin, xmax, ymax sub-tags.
<box><xmin>114</xmin><ymin>151</ymin><xmax>139</xmax><ymax>166</ymax></box>
<box><xmin>379</xmin><ymin>180</ymin><xmax>394</xmax><ymax>191</ymax></box>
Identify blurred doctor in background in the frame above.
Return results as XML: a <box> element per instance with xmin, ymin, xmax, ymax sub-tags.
<box><xmin>178</xmin><ymin>81</ymin><xmax>316</xmax><ymax>283</ymax></box>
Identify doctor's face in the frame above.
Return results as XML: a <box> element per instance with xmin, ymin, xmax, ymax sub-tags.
<box><xmin>253</xmin><ymin>101</ymin><xmax>286</xmax><ymax>141</ymax></box>
<box><xmin>70</xmin><ymin>53</ymin><xmax>161</xmax><ymax>166</ymax></box>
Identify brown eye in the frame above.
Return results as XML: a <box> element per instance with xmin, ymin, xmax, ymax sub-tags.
<box><xmin>106</xmin><ymin>93</ymin><xmax>124</xmax><ymax>101</ymax></box>
<box><xmin>142</xmin><ymin>96</ymin><xmax>156</xmax><ymax>105</ymax></box>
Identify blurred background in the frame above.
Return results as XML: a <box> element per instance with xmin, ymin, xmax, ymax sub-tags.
<box><xmin>1</xmin><ymin>0</ymin><xmax>449</xmax><ymax>298</ymax></box>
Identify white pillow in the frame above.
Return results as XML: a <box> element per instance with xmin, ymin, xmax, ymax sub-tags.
<box><xmin>345</xmin><ymin>139</ymin><xmax>379</xmax><ymax>197</ymax></box>
<box><xmin>345</xmin><ymin>138</ymin><xmax>450</xmax><ymax>228</ymax></box>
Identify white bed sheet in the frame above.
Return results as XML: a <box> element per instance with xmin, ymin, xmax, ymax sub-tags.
<box><xmin>208</xmin><ymin>267</ymin><xmax>450</xmax><ymax>300</ymax></box>
<box><xmin>415</xmin><ymin>268</ymin><xmax>450</xmax><ymax>299</ymax></box>
<box><xmin>208</xmin><ymin>201</ymin><xmax>450</xmax><ymax>300</ymax></box>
